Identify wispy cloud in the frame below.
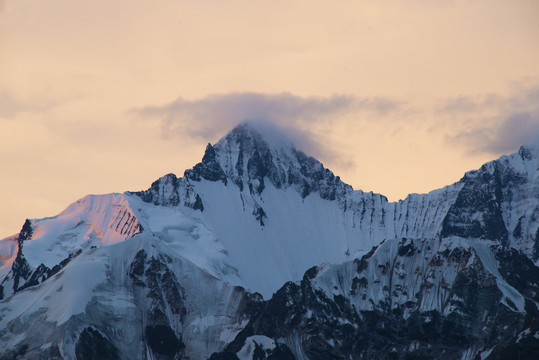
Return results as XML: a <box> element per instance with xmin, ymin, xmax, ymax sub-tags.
<box><xmin>133</xmin><ymin>92</ymin><xmax>400</xmax><ymax>140</ymax></box>
<box><xmin>440</xmin><ymin>81</ymin><xmax>539</xmax><ymax>155</ymax></box>
<box><xmin>0</xmin><ymin>92</ymin><xmax>23</xmax><ymax>118</ymax></box>
<box><xmin>0</xmin><ymin>90</ymin><xmax>57</xmax><ymax>119</ymax></box>
<box><xmin>131</xmin><ymin>84</ymin><xmax>539</xmax><ymax>176</ymax></box>
<box><xmin>131</xmin><ymin>92</ymin><xmax>401</xmax><ymax>167</ymax></box>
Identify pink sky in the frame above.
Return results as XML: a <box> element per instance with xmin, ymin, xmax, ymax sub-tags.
<box><xmin>1</xmin><ymin>0</ymin><xmax>539</xmax><ymax>238</ymax></box>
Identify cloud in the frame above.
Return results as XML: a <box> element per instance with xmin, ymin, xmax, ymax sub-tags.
<box><xmin>0</xmin><ymin>90</ymin><xmax>57</xmax><ymax>119</ymax></box>
<box><xmin>487</xmin><ymin>112</ymin><xmax>539</xmax><ymax>153</ymax></box>
<box><xmin>449</xmin><ymin>112</ymin><xmax>539</xmax><ymax>154</ymax></box>
<box><xmin>131</xmin><ymin>92</ymin><xmax>404</xmax><ymax>172</ymax></box>
<box><xmin>132</xmin><ymin>92</ymin><xmax>401</xmax><ymax>165</ymax></box>
<box><xmin>438</xmin><ymin>96</ymin><xmax>480</xmax><ymax>114</ymax></box>
<box><xmin>0</xmin><ymin>92</ymin><xmax>23</xmax><ymax>118</ymax></box>
<box><xmin>442</xmin><ymin>81</ymin><xmax>539</xmax><ymax>155</ymax></box>
<box><xmin>134</xmin><ymin>92</ymin><xmax>399</xmax><ymax>139</ymax></box>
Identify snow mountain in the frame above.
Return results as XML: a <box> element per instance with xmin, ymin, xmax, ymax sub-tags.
<box><xmin>1</xmin><ymin>121</ymin><xmax>539</xmax><ymax>359</ymax></box>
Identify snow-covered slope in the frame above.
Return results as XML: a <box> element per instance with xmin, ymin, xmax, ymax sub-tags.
<box><xmin>0</xmin><ymin>233</ymin><xmax>254</xmax><ymax>359</ymax></box>
<box><xmin>0</xmin><ymin>235</ymin><xmax>18</xmax><ymax>281</ymax></box>
<box><xmin>0</xmin><ymin>194</ymin><xmax>142</xmax><ymax>299</ymax></box>
<box><xmin>1</xmin><ymin>121</ymin><xmax>539</xmax><ymax>359</ymax></box>
<box><xmin>128</xmin><ymin>122</ymin><xmax>463</xmax><ymax>297</ymax></box>
<box><xmin>24</xmin><ymin>194</ymin><xmax>142</xmax><ymax>266</ymax></box>
<box><xmin>129</xmin><ymin>121</ymin><xmax>539</xmax><ymax>298</ymax></box>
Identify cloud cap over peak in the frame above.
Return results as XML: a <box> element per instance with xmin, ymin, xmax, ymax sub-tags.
<box><xmin>133</xmin><ymin>91</ymin><xmax>400</xmax><ymax>140</ymax></box>
<box><xmin>132</xmin><ymin>91</ymin><xmax>401</xmax><ymax>167</ymax></box>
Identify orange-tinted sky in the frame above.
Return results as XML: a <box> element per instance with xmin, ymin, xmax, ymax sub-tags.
<box><xmin>1</xmin><ymin>0</ymin><xmax>539</xmax><ymax>238</ymax></box>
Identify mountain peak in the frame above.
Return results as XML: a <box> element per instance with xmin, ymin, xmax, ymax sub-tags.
<box><xmin>216</xmin><ymin>120</ymin><xmax>296</xmax><ymax>155</ymax></box>
<box><xmin>182</xmin><ymin>120</ymin><xmax>350</xmax><ymax>202</ymax></box>
<box><xmin>514</xmin><ymin>133</ymin><xmax>539</xmax><ymax>162</ymax></box>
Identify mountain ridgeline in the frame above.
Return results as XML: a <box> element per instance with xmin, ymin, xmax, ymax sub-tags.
<box><xmin>1</xmin><ymin>121</ymin><xmax>538</xmax><ymax>360</ymax></box>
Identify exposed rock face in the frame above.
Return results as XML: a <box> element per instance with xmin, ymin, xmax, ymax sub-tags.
<box><xmin>130</xmin><ymin>249</ymin><xmax>187</xmax><ymax>359</ymax></box>
<box><xmin>135</xmin><ymin>173</ymin><xmax>181</xmax><ymax>206</ymax></box>
<box><xmin>9</xmin><ymin>219</ymin><xmax>33</xmax><ymax>293</ymax></box>
<box><xmin>133</xmin><ymin>122</ymin><xmax>353</xmax><ymax>222</ymax></box>
<box><xmin>209</xmin><ymin>123</ymin><xmax>351</xmax><ymax>200</ymax></box>
<box><xmin>186</xmin><ymin>143</ymin><xmax>229</xmax><ymax>185</ymax></box>
<box><xmin>75</xmin><ymin>327</ymin><xmax>120</xmax><ymax>360</ymax></box>
<box><xmin>133</xmin><ymin>173</ymin><xmax>204</xmax><ymax>211</ymax></box>
<box><xmin>213</xmin><ymin>238</ymin><xmax>539</xmax><ymax>360</ymax></box>
<box><xmin>441</xmin><ymin>143</ymin><xmax>539</xmax><ymax>260</ymax></box>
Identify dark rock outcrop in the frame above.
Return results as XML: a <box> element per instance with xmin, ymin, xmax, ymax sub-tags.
<box><xmin>75</xmin><ymin>327</ymin><xmax>119</xmax><ymax>360</ymax></box>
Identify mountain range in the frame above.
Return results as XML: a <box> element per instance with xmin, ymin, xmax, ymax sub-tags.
<box><xmin>1</xmin><ymin>121</ymin><xmax>538</xmax><ymax>359</ymax></box>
